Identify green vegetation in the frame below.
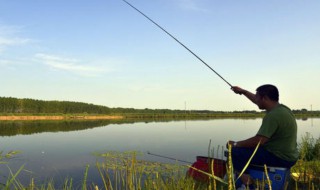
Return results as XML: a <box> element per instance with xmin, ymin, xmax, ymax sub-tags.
<box><xmin>1</xmin><ymin>97</ymin><xmax>319</xmax><ymax>119</ymax></box>
<box><xmin>94</xmin><ymin>151</ymin><xmax>196</xmax><ymax>190</ymax></box>
<box><xmin>0</xmin><ymin>97</ymin><xmax>112</xmax><ymax>115</ymax></box>
<box><xmin>291</xmin><ymin>133</ymin><xmax>320</xmax><ymax>188</ymax></box>
<box><xmin>0</xmin><ymin>151</ymin><xmax>21</xmax><ymax>164</ymax></box>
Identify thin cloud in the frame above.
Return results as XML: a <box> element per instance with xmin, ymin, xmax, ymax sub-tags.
<box><xmin>0</xmin><ymin>25</ymin><xmax>31</xmax><ymax>53</ymax></box>
<box><xmin>0</xmin><ymin>37</ymin><xmax>30</xmax><ymax>46</ymax></box>
<box><xmin>0</xmin><ymin>36</ymin><xmax>31</xmax><ymax>53</ymax></box>
<box><xmin>35</xmin><ymin>53</ymin><xmax>108</xmax><ymax>77</ymax></box>
<box><xmin>0</xmin><ymin>59</ymin><xmax>13</xmax><ymax>66</ymax></box>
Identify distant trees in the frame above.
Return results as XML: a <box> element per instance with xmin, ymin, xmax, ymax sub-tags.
<box><xmin>292</xmin><ymin>109</ymin><xmax>308</xmax><ymax>113</ymax></box>
<box><xmin>1</xmin><ymin>97</ymin><xmax>319</xmax><ymax>116</ymax></box>
<box><xmin>0</xmin><ymin>97</ymin><xmax>111</xmax><ymax>114</ymax></box>
<box><xmin>0</xmin><ymin>97</ymin><xmax>19</xmax><ymax>113</ymax></box>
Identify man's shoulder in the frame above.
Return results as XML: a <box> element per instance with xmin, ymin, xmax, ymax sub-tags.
<box><xmin>278</xmin><ymin>104</ymin><xmax>291</xmax><ymax>110</ymax></box>
<box><xmin>270</xmin><ymin>104</ymin><xmax>292</xmax><ymax>114</ymax></box>
<box><xmin>264</xmin><ymin>104</ymin><xmax>295</xmax><ymax>122</ymax></box>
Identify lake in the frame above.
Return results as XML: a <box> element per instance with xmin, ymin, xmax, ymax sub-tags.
<box><xmin>0</xmin><ymin>118</ymin><xmax>319</xmax><ymax>187</ymax></box>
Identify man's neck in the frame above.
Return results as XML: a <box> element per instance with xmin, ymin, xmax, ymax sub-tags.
<box><xmin>266</xmin><ymin>102</ymin><xmax>279</xmax><ymax>112</ymax></box>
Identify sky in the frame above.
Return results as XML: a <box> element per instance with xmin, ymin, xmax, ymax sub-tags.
<box><xmin>1</xmin><ymin>0</ymin><xmax>319</xmax><ymax>111</ymax></box>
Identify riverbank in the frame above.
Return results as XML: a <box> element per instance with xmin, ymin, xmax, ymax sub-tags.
<box><xmin>1</xmin><ymin>112</ymin><xmax>319</xmax><ymax>121</ymax></box>
<box><xmin>0</xmin><ymin>115</ymin><xmax>124</xmax><ymax>121</ymax></box>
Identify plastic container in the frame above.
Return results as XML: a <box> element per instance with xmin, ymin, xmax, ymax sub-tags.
<box><xmin>247</xmin><ymin>166</ymin><xmax>290</xmax><ymax>190</ymax></box>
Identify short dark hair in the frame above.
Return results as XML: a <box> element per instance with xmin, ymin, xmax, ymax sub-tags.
<box><xmin>256</xmin><ymin>84</ymin><xmax>279</xmax><ymax>101</ymax></box>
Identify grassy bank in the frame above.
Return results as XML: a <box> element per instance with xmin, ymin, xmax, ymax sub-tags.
<box><xmin>0</xmin><ymin>115</ymin><xmax>123</xmax><ymax>121</ymax></box>
<box><xmin>2</xmin><ymin>152</ymin><xmax>319</xmax><ymax>190</ymax></box>
<box><xmin>1</xmin><ymin>97</ymin><xmax>320</xmax><ymax>121</ymax></box>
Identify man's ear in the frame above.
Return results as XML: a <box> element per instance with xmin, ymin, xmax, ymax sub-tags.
<box><xmin>262</xmin><ymin>96</ymin><xmax>270</xmax><ymax>101</ymax></box>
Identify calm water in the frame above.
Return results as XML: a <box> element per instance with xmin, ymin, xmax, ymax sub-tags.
<box><xmin>0</xmin><ymin>118</ymin><xmax>319</xmax><ymax>186</ymax></box>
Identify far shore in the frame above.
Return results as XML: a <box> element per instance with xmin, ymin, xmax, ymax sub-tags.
<box><xmin>0</xmin><ymin>113</ymin><xmax>318</xmax><ymax>121</ymax></box>
<box><xmin>0</xmin><ymin>115</ymin><xmax>124</xmax><ymax>121</ymax></box>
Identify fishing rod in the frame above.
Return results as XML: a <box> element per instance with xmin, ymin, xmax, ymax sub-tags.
<box><xmin>147</xmin><ymin>151</ymin><xmax>193</xmax><ymax>164</ymax></box>
<box><xmin>122</xmin><ymin>0</ymin><xmax>233</xmax><ymax>88</ymax></box>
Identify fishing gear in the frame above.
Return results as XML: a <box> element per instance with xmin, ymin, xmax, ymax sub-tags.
<box><xmin>122</xmin><ymin>0</ymin><xmax>233</xmax><ymax>88</ymax></box>
<box><xmin>147</xmin><ymin>151</ymin><xmax>193</xmax><ymax>164</ymax></box>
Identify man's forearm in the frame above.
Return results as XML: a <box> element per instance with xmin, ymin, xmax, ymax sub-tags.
<box><xmin>235</xmin><ymin>135</ymin><xmax>268</xmax><ymax>148</ymax></box>
<box><xmin>242</xmin><ymin>90</ymin><xmax>257</xmax><ymax>104</ymax></box>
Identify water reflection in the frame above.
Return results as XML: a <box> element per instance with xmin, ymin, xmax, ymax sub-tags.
<box><xmin>0</xmin><ymin>120</ymin><xmax>135</xmax><ymax>136</ymax></box>
<box><xmin>0</xmin><ymin>116</ymin><xmax>316</xmax><ymax>137</ymax></box>
<box><xmin>0</xmin><ymin>118</ymin><xmax>215</xmax><ymax>137</ymax></box>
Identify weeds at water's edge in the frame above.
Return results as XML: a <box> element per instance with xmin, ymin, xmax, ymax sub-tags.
<box><xmin>1</xmin><ymin>133</ymin><xmax>320</xmax><ymax>189</ymax></box>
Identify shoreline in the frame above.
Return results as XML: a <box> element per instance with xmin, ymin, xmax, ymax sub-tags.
<box><xmin>0</xmin><ymin>113</ymin><xmax>318</xmax><ymax>121</ymax></box>
<box><xmin>0</xmin><ymin>115</ymin><xmax>124</xmax><ymax>121</ymax></box>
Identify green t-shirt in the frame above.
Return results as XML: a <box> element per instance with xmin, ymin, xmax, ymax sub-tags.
<box><xmin>257</xmin><ymin>104</ymin><xmax>299</xmax><ymax>162</ymax></box>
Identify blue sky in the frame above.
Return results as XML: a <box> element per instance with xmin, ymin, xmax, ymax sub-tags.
<box><xmin>1</xmin><ymin>0</ymin><xmax>319</xmax><ymax>111</ymax></box>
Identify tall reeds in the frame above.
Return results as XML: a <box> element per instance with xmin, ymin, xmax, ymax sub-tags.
<box><xmin>290</xmin><ymin>132</ymin><xmax>320</xmax><ymax>189</ymax></box>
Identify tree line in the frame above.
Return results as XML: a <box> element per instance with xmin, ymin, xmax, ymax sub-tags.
<box><xmin>0</xmin><ymin>96</ymin><xmax>319</xmax><ymax>116</ymax></box>
<box><xmin>0</xmin><ymin>97</ymin><xmax>112</xmax><ymax>114</ymax></box>
<box><xmin>0</xmin><ymin>97</ymin><xmax>254</xmax><ymax>115</ymax></box>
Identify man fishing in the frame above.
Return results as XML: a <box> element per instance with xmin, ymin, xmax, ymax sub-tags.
<box><xmin>123</xmin><ymin>3</ymin><xmax>298</xmax><ymax>188</ymax></box>
<box><xmin>228</xmin><ymin>84</ymin><xmax>298</xmax><ymax>189</ymax></box>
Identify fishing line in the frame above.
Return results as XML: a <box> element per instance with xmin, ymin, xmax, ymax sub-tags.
<box><xmin>147</xmin><ymin>151</ymin><xmax>193</xmax><ymax>164</ymax></box>
<box><xmin>122</xmin><ymin>0</ymin><xmax>233</xmax><ymax>87</ymax></box>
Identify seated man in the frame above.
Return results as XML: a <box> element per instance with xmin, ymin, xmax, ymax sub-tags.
<box><xmin>227</xmin><ymin>84</ymin><xmax>298</xmax><ymax>189</ymax></box>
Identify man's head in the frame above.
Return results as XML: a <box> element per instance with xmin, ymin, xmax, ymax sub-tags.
<box><xmin>255</xmin><ymin>84</ymin><xmax>279</xmax><ymax>110</ymax></box>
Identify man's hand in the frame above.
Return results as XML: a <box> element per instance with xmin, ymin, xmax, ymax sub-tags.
<box><xmin>226</xmin><ymin>140</ymin><xmax>236</xmax><ymax>148</ymax></box>
<box><xmin>231</xmin><ymin>86</ymin><xmax>246</xmax><ymax>95</ymax></box>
